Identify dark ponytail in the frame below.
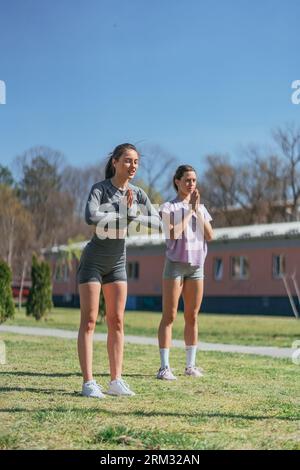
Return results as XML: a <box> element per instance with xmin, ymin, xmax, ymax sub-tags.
<box><xmin>173</xmin><ymin>164</ymin><xmax>196</xmax><ymax>191</ymax></box>
<box><xmin>105</xmin><ymin>143</ymin><xmax>138</xmax><ymax>179</ymax></box>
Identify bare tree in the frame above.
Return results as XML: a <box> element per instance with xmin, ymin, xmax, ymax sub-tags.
<box><xmin>200</xmin><ymin>154</ymin><xmax>239</xmax><ymax>226</ymax></box>
<box><xmin>14</xmin><ymin>146</ymin><xmax>76</xmax><ymax>249</ymax></box>
<box><xmin>235</xmin><ymin>146</ymin><xmax>288</xmax><ymax>224</ymax></box>
<box><xmin>61</xmin><ymin>163</ymin><xmax>105</xmax><ymax>217</ymax></box>
<box><xmin>13</xmin><ymin>210</ymin><xmax>36</xmax><ymax>310</ymax></box>
<box><xmin>200</xmin><ymin>148</ymin><xmax>288</xmax><ymax>226</ymax></box>
<box><xmin>0</xmin><ymin>185</ymin><xmax>31</xmax><ymax>267</ymax></box>
<box><xmin>0</xmin><ymin>185</ymin><xmax>35</xmax><ymax>305</ymax></box>
<box><xmin>273</xmin><ymin>124</ymin><xmax>300</xmax><ymax>220</ymax></box>
<box><xmin>14</xmin><ymin>146</ymin><xmax>65</xmax><ymax>183</ymax></box>
<box><xmin>138</xmin><ymin>144</ymin><xmax>179</xmax><ymax>201</ymax></box>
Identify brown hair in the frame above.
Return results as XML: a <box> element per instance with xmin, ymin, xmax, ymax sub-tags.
<box><xmin>173</xmin><ymin>164</ymin><xmax>196</xmax><ymax>191</ymax></box>
<box><xmin>105</xmin><ymin>143</ymin><xmax>139</xmax><ymax>179</ymax></box>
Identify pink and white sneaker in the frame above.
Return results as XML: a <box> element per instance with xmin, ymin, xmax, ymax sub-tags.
<box><xmin>156</xmin><ymin>367</ymin><xmax>177</xmax><ymax>381</ymax></box>
<box><xmin>184</xmin><ymin>366</ymin><xmax>204</xmax><ymax>377</ymax></box>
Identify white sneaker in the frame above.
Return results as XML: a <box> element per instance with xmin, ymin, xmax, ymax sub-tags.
<box><xmin>82</xmin><ymin>380</ymin><xmax>105</xmax><ymax>398</ymax></box>
<box><xmin>107</xmin><ymin>378</ymin><xmax>136</xmax><ymax>396</ymax></box>
<box><xmin>156</xmin><ymin>367</ymin><xmax>177</xmax><ymax>381</ymax></box>
<box><xmin>185</xmin><ymin>366</ymin><xmax>204</xmax><ymax>377</ymax></box>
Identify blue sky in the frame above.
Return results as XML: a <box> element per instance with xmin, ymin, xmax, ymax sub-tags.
<box><xmin>0</xmin><ymin>0</ymin><xmax>299</xmax><ymax>173</ymax></box>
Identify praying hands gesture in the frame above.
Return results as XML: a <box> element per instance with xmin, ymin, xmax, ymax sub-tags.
<box><xmin>190</xmin><ymin>189</ymin><xmax>200</xmax><ymax>213</ymax></box>
<box><xmin>126</xmin><ymin>188</ymin><xmax>133</xmax><ymax>208</ymax></box>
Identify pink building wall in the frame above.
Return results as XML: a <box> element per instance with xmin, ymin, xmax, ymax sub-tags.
<box><xmin>50</xmin><ymin>241</ymin><xmax>300</xmax><ymax>298</ymax></box>
<box><xmin>49</xmin><ymin>258</ymin><xmax>79</xmax><ymax>297</ymax></box>
<box><xmin>126</xmin><ymin>244</ymin><xmax>300</xmax><ymax>297</ymax></box>
<box><xmin>127</xmin><ymin>254</ymin><xmax>164</xmax><ymax>295</ymax></box>
<box><xmin>204</xmin><ymin>246</ymin><xmax>300</xmax><ymax>297</ymax></box>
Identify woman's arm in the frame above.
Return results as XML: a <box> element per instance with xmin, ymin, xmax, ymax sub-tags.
<box><xmin>195</xmin><ymin>208</ymin><xmax>214</xmax><ymax>241</ymax></box>
<box><xmin>161</xmin><ymin>191</ymin><xmax>199</xmax><ymax>240</ymax></box>
<box><xmin>85</xmin><ymin>185</ymin><xmax>130</xmax><ymax>239</ymax></box>
<box><xmin>189</xmin><ymin>189</ymin><xmax>213</xmax><ymax>242</ymax></box>
<box><xmin>165</xmin><ymin>209</ymin><xmax>194</xmax><ymax>240</ymax></box>
<box><xmin>132</xmin><ymin>188</ymin><xmax>162</xmax><ymax>231</ymax></box>
<box><xmin>85</xmin><ymin>186</ymin><xmax>120</xmax><ymax>225</ymax></box>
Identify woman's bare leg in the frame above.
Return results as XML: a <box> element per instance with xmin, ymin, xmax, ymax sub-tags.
<box><xmin>102</xmin><ymin>281</ymin><xmax>127</xmax><ymax>381</ymax></box>
<box><xmin>182</xmin><ymin>280</ymin><xmax>204</xmax><ymax>345</ymax></box>
<box><xmin>77</xmin><ymin>282</ymin><xmax>101</xmax><ymax>383</ymax></box>
<box><xmin>158</xmin><ymin>279</ymin><xmax>183</xmax><ymax>349</ymax></box>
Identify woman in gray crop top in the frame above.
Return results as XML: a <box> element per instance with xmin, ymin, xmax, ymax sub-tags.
<box><xmin>77</xmin><ymin>143</ymin><xmax>160</xmax><ymax>398</ymax></box>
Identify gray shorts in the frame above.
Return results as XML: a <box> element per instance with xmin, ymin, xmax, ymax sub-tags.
<box><xmin>77</xmin><ymin>241</ymin><xmax>127</xmax><ymax>285</ymax></box>
<box><xmin>163</xmin><ymin>258</ymin><xmax>204</xmax><ymax>281</ymax></box>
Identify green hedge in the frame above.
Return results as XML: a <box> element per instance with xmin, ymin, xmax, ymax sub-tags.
<box><xmin>26</xmin><ymin>255</ymin><xmax>53</xmax><ymax>320</ymax></box>
<box><xmin>0</xmin><ymin>259</ymin><xmax>15</xmax><ymax>324</ymax></box>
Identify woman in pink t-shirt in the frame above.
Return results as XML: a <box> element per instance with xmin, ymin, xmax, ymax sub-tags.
<box><xmin>157</xmin><ymin>165</ymin><xmax>214</xmax><ymax>380</ymax></box>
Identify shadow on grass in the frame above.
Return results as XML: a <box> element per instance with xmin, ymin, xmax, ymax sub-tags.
<box><xmin>0</xmin><ymin>386</ymin><xmax>80</xmax><ymax>397</ymax></box>
<box><xmin>0</xmin><ymin>371</ymin><xmax>82</xmax><ymax>378</ymax></box>
<box><xmin>0</xmin><ymin>371</ymin><xmax>154</xmax><ymax>378</ymax></box>
<box><xmin>0</xmin><ymin>407</ymin><xmax>298</xmax><ymax>421</ymax></box>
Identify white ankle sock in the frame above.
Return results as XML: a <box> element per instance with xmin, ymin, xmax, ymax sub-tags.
<box><xmin>160</xmin><ymin>348</ymin><xmax>170</xmax><ymax>368</ymax></box>
<box><xmin>185</xmin><ymin>345</ymin><xmax>197</xmax><ymax>368</ymax></box>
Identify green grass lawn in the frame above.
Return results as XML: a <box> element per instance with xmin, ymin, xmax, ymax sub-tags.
<box><xmin>5</xmin><ymin>307</ymin><xmax>300</xmax><ymax>348</ymax></box>
<box><xmin>0</xmin><ymin>333</ymin><xmax>299</xmax><ymax>450</ymax></box>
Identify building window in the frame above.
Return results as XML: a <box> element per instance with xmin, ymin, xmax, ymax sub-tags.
<box><xmin>127</xmin><ymin>262</ymin><xmax>139</xmax><ymax>280</ymax></box>
<box><xmin>54</xmin><ymin>260</ymin><xmax>69</xmax><ymax>282</ymax></box>
<box><xmin>231</xmin><ymin>256</ymin><xmax>249</xmax><ymax>280</ymax></box>
<box><xmin>273</xmin><ymin>255</ymin><xmax>285</xmax><ymax>279</ymax></box>
<box><xmin>213</xmin><ymin>258</ymin><xmax>223</xmax><ymax>281</ymax></box>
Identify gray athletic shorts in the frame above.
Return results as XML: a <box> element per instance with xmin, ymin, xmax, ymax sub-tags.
<box><xmin>77</xmin><ymin>241</ymin><xmax>127</xmax><ymax>285</ymax></box>
<box><xmin>163</xmin><ymin>258</ymin><xmax>204</xmax><ymax>281</ymax></box>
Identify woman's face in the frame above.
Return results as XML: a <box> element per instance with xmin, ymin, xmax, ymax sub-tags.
<box><xmin>175</xmin><ymin>170</ymin><xmax>197</xmax><ymax>195</ymax></box>
<box><xmin>113</xmin><ymin>149</ymin><xmax>139</xmax><ymax>180</ymax></box>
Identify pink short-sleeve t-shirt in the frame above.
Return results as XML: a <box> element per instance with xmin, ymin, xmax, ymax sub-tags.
<box><xmin>160</xmin><ymin>198</ymin><xmax>212</xmax><ymax>267</ymax></box>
